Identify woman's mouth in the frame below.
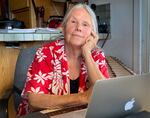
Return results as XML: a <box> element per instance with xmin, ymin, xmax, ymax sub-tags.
<box><xmin>72</xmin><ymin>34</ymin><xmax>83</xmax><ymax>38</ymax></box>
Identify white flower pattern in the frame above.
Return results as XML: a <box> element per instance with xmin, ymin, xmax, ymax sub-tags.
<box><xmin>34</xmin><ymin>71</ymin><xmax>48</xmax><ymax>85</ymax></box>
<box><xmin>36</xmin><ymin>48</ymin><xmax>47</xmax><ymax>62</ymax></box>
<box><xmin>96</xmin><ymin>59</ymin><xmax>106</xmax><ymax>68</ymax></box>
<box><xmin>31</xmin><ymin>87</ymin><xmax>44</xmax><ymax>94</ymax></box>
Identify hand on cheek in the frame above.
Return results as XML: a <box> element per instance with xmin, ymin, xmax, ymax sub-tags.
<box><xmin>90</xmin><ymin>31</ymin><xmax>99</xmax><ymax>46</ymax></box>
<box><xmin>81</xmin><ymin>31</ymin><xmax>99</xmax><ymax>56</ymax></box>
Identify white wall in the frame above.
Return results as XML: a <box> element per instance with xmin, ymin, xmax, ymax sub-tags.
<box><xmin>148</xmin><ymin>0</ymin><xmax>150</xmax><ymax>73</ymax></box>
<box><xmin>132</xmin><ymin>0</ymin><xmax>141</xmax><ymax>73</ymax></box>
<box><xmin>89</xmin><ymin>0</ymin><xmax>149</xmax><ymax>74</ymax></box>
<box><xmin>140</xmin><ymin>0</ymin><xmax>150</xmax><ymax>73</ymax></box>
<box><xmin>103</xmin><ymin>0</ymin><xmax>134</xmax><ymax>70</ymax></box>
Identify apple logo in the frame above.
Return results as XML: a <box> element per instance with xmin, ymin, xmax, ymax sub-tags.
<box><xmin>124</xmin><ymin>98</ymin><xmax>135</xmax><ymax>111</ymax></box>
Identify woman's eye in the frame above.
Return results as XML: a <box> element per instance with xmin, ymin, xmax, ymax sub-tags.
<box><xmin>71</xmin><ymin>20</ymin><xmax>76</xmax><ymax>23</ymax></box>
<box><xmin>83</xmin><ymin>24</ymin><xmax>87</xmax><ymax>26</ymax></box>
<box><xmin>83</xmin><ymin>23</ymin><xmax>89</xmax><ymax>27</ymax></box>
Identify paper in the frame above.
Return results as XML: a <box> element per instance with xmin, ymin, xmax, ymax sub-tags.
<box><xmin>7</xmin><ymin>28</ymin><xmax>36</xmax><ymax>33</ymax></box>
<box><xmin>0</xmin><ymin>28</ymin><xmax>62</xmax><ymax>33</ymax></box>
<box><xmin>36</xmin><ymin>28</ymin><xmax>61</xmax><ymax>33</ymax></box>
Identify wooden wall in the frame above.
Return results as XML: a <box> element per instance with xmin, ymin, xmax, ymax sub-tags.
<box><xmin>0</xmin><ymin>44</ymin><xmax>19</xmax><ymax>118</ymax></box>
<box><xmin>0</xmin><ymin>42</ymin><xmax>44</xmax><ymax>118</ymax></box>
<box><xmin>0</xmin><ymin>41</ymin><xmax>48</xmax><ymax>98</ymax></box>
<box><xmin>0</xmin><ymin>44</ymin><xmax>19</xmax><ymax>99</ymax></box>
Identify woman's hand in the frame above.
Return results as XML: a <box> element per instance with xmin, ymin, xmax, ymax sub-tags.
<box><xmin>81</xmin><ymin>31</ymin><xmax>105</xmax><ymax>85</ymax></box>
<box><xmin>81</xmin><ymin>31</ymin><xmax>99</xmax><ymax>56</ymax></box>
<box><xmin>80</xmin><ymin>86</ymin><xmax>93</xmax><ymax>104</ymax></box>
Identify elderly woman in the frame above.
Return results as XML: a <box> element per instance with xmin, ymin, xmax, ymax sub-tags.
<box><xmin>17</xmin><ymin>3</ymin><xmax>109</xmax><ymax>116</ymax></box>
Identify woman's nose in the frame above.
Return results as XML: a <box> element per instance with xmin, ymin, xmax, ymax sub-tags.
<box><xmin>76</xmin><ymin>23</ymin><xmax>82</xmax><ymax>31</ymax></box>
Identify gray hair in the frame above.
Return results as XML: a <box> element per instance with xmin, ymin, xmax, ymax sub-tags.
<box><xmin>62</xmin><ymin>3</ymin><xmax>98</xmax><ymax>35</ymax></box>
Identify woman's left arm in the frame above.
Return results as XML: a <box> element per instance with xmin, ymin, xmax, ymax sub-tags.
<box><xmin>81</xmin><ymin>31</ymin><xmax>109</xmax><ymax>85</ymax></box>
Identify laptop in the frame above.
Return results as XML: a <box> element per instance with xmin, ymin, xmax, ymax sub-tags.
<box><xmin>86</xmin><ymin>73</ymin><xmax>150</xmax><ymax>118</ymax></box>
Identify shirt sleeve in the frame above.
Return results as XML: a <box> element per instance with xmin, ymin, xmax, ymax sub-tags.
<box><xmin>21</xmin><ymin>46</ymin><xmax>54</xmax><ymax>98</ymax></box>
<box><xmin>92</xmin><ymin>49</ymin><xmax>110</xmax><ymax>79</ymax></box>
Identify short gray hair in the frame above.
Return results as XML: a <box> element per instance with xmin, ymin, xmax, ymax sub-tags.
<box><xmin>62</xmin><ymin>3</ymin><xmax>98</xmax><ymax>35</ymax></box>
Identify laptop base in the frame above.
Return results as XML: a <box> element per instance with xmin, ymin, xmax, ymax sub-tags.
<box><xmin>124</xmin><ymin>111</ymin><xmax>150</xmax><ymax>118</ymax></box>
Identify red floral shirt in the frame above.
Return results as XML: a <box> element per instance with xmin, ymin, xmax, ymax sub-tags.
<box><xmin>17</xmin><ymin>39</ymin><xmax>109</xmax><ymax>116</ymax></box>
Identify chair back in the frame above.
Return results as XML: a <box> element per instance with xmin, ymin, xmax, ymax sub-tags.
<box><xmin>13</xmin><ymin>45</ymin><xmax>40</xmax><ymax>111</ymax></box>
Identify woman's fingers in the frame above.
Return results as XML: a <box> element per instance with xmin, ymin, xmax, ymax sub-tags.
<box><xmin>82</xmin><ymin>31</ymin><xmax>99</xmax><ymax>55</ymax></box>
<box><xmin>91</xmin><ymin>31</ymin><xmax>99</xmax><ymax>44</ymax></box>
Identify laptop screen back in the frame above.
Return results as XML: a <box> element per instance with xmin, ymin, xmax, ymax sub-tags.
<box><xmin>86</xmin><ymin>73</ymin><xmax>150</xmax><ymax>118</ymax></box>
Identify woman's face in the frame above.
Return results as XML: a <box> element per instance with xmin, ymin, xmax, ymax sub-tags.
<box><xmin>63</xmin><ymin>7</ymin><xmax>93</xmax><ymax>47</ymax></box>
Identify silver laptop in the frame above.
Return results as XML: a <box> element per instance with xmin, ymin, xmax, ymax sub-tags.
<box><xmin>86</xmin><ymin>73</ymin><xmax>150</xmax><ymax>118</ymax></box>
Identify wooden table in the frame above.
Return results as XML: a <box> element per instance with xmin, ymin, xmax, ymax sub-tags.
<box><xmin>21</xmin><ymin>104</ymin><xmax>88</xmax><ymax>118</ymax></box>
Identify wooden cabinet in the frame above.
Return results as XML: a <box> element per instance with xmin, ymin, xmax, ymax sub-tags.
<box><xmin>10</xmin><ymin>0</ymin><xmax>30</xmax><ymax>11</ymax></box>
<box><xmin>9</xmin><ymin>0</ymin><xmax>52</xmax><ymax>28</ymax></box>
<box><xmin>10</xmin><ymin>0</ymin><xmax>35</xmax><ymax>28</ymax></box>
<box><xmin>12</xmin><ymin>8</ymin><xmax>32</xmax><ymax>28</ymax></box>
